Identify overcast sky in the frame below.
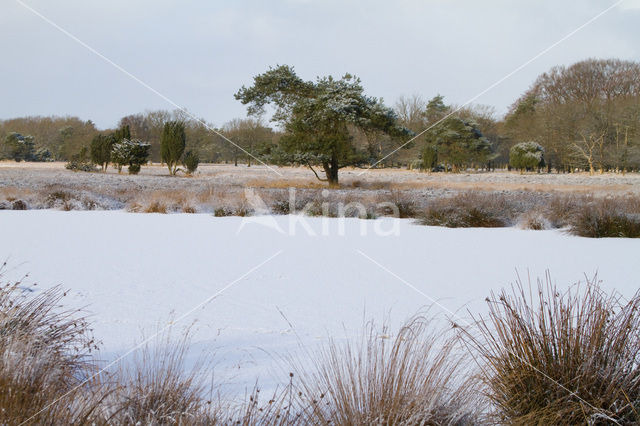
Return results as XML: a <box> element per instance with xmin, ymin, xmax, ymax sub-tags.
<box><xmin>1</xmin><ymin>0</ymin><xmax>639</xmax><ymax>129</ymax></box>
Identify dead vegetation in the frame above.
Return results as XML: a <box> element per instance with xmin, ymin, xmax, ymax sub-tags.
<box><xmin>1</xmin><ymin>163</ymin><xmax>640</xmax><ymax>237</ymax></box>
<box><xmin>462</xmin><ymin>275</ymin><xmax>640</xmax><ymax>424</ymax></box>
<box><xmin>291</xmin><ymin>316</ymin><xmax>484</xmax><ymax>425</ymax></box>
<box><xmin>2</xmin><ymin>262</ymin><xmax>640</xmax><ymax>424</ymax></box>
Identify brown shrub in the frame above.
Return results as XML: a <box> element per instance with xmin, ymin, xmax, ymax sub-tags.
<box><xmin>0</xmin><ymin>268</ymin><xmax>103</xmax><ymax>424</ymax></box>
<box><xmin>518</xmin><ymin>210</ymin><xmax>551</xmax><ymax>230</ymax></box>
<box><xmin>464</xmin><ymin>275</ymin><xmax>640</xmax><ymax>424</ymax></box>
<box><xmin>106</xmin><ymin>332</ymin><xmax>210</xmax><ymax>424</ymax></box>
<box><xmin>145</xmin><ymin>201</ymin><xmax>167</xmax><ymax>214</ymax></box>
<box><xmin>420</xmin><ymin>192</ymin><xmax>514</xmax><ymax>228</ymax></box>
<box><xmin>569</xmin><ymin>197</ymin><xmax>640</xmax><ymax>238</ymax></box>
<box><xmin>293</xmin><ymin>316</ymin><xmax>483</xmax><ymax>425</ymax></box>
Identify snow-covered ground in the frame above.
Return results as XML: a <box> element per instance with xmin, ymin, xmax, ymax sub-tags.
<box><xmin>0</xmin><ymin>210</ymin><xmax>639</xmax><ymax>394</ymax></box>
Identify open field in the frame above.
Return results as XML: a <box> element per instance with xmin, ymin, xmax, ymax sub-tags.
<box><xmin>1</xmin><ymin>162</ymin><xmax>639</xmax><ymax>214</ymax></box>
<box><xmin>2</xmin><ymin>161</ymin><xmax>640</xmax><ymax>191</ymax></box>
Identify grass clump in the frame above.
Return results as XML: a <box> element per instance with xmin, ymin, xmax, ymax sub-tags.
<box><xmin>386</xmin><ymin>189</ymin><xmax>417</xmax><ymax>218</ymax></box>
<box><xmin>420</xmin><ymin>192</ymin><xmax>512</xmax><ymax>228</ymax></box>
<box><xmin>293</xmin><ymin>316</ymin><xmax>483</xmax><ymax>425</ymax></box>
<box><xmin>145</xmin><ymin>201</ymin><xmax>168</xmax><ymax>214</ymax></box>
<box><xmin>105</xmin><ymin>332</ymin><xmax>211</xmax><ymax>424</ymax></box>
<box><xmin>464</xmin><ymin>275</ymin><xmax>640</xmax><ymax>424</ymax></box>
<box><xmin>517</xmin><ymin>210</ymin><xmax>551</xmax><ymax>230</ymax></box>
<box><xmin>214</xmin><ymin>207</ymin><xmax>232</xmax><ymax>217</ymax></box>
<box><xmin>0</xmin><ymin>268</ymin><xmax>103</xmax><ymax>424</ymax></box>
<box><xmin>569</xmin><ymin>197</ymin><xmax>640</xmax><ymax>238</ymax></box>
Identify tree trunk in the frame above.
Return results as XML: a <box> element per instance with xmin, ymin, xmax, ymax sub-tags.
<box><xmin>322</xmin><ymin>158</ymin><xmax>339</xmax><ymax>186</ymax></box>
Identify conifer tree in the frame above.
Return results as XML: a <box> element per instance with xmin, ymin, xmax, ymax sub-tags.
<box><xmin>160</xmin><ymin>121</ymin><xmax>186</xmax><ymax>175</ymax></box>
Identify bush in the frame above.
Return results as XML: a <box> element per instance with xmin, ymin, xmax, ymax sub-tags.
<box><xmin>464</xmin><ymin>276</ymin><xmax>640</xmax><ymax>424</ymax></box>
<box><xmin>65</xmin><ymin>160</ymin><xmax>97</xmax><ymax>172</ymax></box>
<box><xmin>111</xmin><ymin>139</ymin><xmax>150</xmax><ymax>174</ymax></box>
<box><xmin>65</xmin><ymin>146</ymin><xmax>96</xmax><ymax>172</ymax></box>
<box><xmin>161</xmin><ymin>121</ymin><xmax>186</xmax><ymax>175</ymax></box>
<box><xmin>90</xmin><ymin>134</ymin><xmax>113</xmax><ymax>171</ymax></box>
<box><xmin>182</xmin><ymin>150</ymin><xmax>200</xmax><ymax>175</ymax></box>
<box><xmin>420</xmin><ymin>144</ymin><xmax>438</xmax><ymax>171</ymax></box>
<box><xmin>420</xmin><ymin>192</ymin><xmax>513</xmax><ymax>228</ymax></box>
<box><xmin>128</xmin><ymin>163</ymin><xmax>141</xmax><ymax>174</ymax></box>
<box><xmin>11</xmin><ymin>199</ymin><xmax>27</xmax><ymax>210</ymax></box>
<box><xmin>569</xmin><ymin>198</ymin><xmax>640</xmax><ymax>238</ymax></box>
<box><xmin>214</xmin><ymin>207</ymin><xmax>233</xmax><ymax>217</ymax></box>
<box><xmin>509</xmin><ymin>141</ymin><xmax>545</xmax><ymax>172</ymax></box>
<box><xmin>3</xmin><ymin>132</ymin><xmax>36</xmax><ymax>162</ymax></box>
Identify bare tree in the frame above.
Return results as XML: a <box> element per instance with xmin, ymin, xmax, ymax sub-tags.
<box><xmin>506</xmin><ymin>58</ymin><xmax>640</xmax><ymax>172</ymax></box>
<box><xmin>394</xmin><ymin>94</ymin><xmax>427</xmax><ymax>131</ymax></box>
<box><xmin>221</xmin><ymin>118</ymin><xmax>272</xmax><ymax>166</ymax></box>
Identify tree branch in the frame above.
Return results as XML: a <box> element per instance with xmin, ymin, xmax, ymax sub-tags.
<box><xmin>307</xmin><ymin>162</ymin><xmax>328</xmax><ymax>181</ymax></box>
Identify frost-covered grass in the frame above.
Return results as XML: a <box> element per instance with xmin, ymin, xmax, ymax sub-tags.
<box><xmin>2</xmin><ymin>162</ymin><xmax>639</xmax><ymax>238</ymax></box>
<box><xmin>463</xmin><ymin>276</ymin><xmax>640</xmax><ymax>424</ymax></box>
<box><xmin>1</xmin><ymin>162</ymin><xmax>639</xmax><ymax>213</ymax></box>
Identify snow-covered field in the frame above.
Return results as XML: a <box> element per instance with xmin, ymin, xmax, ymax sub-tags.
<box><xmin>2</xmin><ymin>162</ymin><xmax>639</xmax><ymax>200</ymax></box>
<box><xmin>0</xmin><ymin>210</ymin><xmax>638</xmax><ymax>394</ymax></box>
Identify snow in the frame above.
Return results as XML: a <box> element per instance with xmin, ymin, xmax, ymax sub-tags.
<box><xmin>0</xmin><ymin>210</ymin><xmax>639</xmax><ymax>394</ymax></box>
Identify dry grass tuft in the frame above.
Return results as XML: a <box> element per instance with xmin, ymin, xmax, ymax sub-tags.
<box><xmin>517</xmin><ymin>210</ymin><xmax>552</xmax><ymax>230</ymax></box>
<box><xmin>464</xmin><ymin>275</ymin><xmax>640</xmax><ymax>424</ymax></box>
<box><xmin>105</xmin><ymin>332</ymin><xmax>211</xmax><ymax>424</ymax></box>
<box><xmin>246</xmin><ymin>178</ymin><xmax>326</xmax><ymax>189</ymax></box>
<box><xmin>145</xmin><ymin>201</ymin><xmax>168</xmax><ymax>214</ymax></box>
<box><xmin>0</xmin><ymin>267</ymin><xmax>104</xmax><ymax>424</ymax></box>
<box><xmin>293</xmin><ymin>316</ymin><xmax>483</xmax><ymax>425</ymax></box>
<box><xmin>569</xmin><ymin>197</ymin><xmax>640</xmax><ymax>238</ymax></box>
<box><xmin>387</xmin><ymin>189</ymin><xmax>417</xmax><ymax>218</ymax></box>
<box><xmin>349</xmin><ymin>179</ymin><xmax>392</xmax><ymax>190</ymax></box>
<box><xmin>420</xmin><ymin>192</ymin><xmax>515</xmax><ymax>228</ymax></box>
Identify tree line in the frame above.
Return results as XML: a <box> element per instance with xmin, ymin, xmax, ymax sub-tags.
<box><xmin>0</xmin><ymin>113</ymin><xmax>276</xmax><ymax>167</ymax></box>
<box><xmin>1</xmin><ymin>58</ymin><xmax>639</xmax><ymax>182</ymax></box>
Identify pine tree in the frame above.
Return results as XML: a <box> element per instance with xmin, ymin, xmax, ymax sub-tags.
<box><xmin>111</xmin><ymin>139</ymin><xmax>150</xmax><ymax>174</ymax></box>
<box><xmin>235</xmin><ymin>65</ymin><xmax>408</xmax><ymax>185</ymax></box>
<box><xmin>90</xmin><ymin>134</ymin><xmax>113</xmax><ymax>171</ymax></box>
<box><xmin>3</xmin><ymin>133</ymin><xmax>35</xmax><ymax>162</ymax></box>
<box><xmin>160</xmin><ymin>121</ymin><xmax>186</xmax><ymax>175</ymax></box>
<box><xmin>509</xmin><ymin>141</ymin><xmax>545</xmax><ymax>173</ymax></box>
<box><xmin>182</xmin><ymin>150</ymin><xmax>199</xmax><ymax>175</ymax></box>
<box><xmin>113</xmin><ymin>125</ymin><xmax>131</xmax><ymax>143</ymax></box>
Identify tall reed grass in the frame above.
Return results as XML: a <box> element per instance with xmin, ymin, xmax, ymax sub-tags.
<box><xmin>463</xmin><ymin>275</ymin><xmax>640</xmax><ymax>424</ymax></box>
<box><xmin>291</xmin><ymin>316</ymin><xmax>483</xmax><ymax>425</ymax></box>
